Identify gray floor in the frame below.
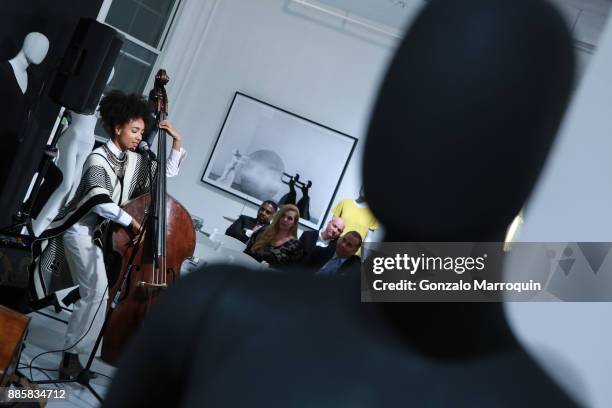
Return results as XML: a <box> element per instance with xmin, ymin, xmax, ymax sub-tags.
<box><xmin>17</xmin><ymin>288</ymin><xmax>116</xmax><ymax>408</ymax></box>
<box><xmin>12</xmin><ymin>257</ymin><xmax>205</xmax><ymax>407</ymax></box>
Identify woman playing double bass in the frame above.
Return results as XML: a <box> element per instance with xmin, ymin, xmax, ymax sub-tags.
<box><xmin>32</xmin><ymin>90</ymin><xmax>186</xmax><ymax>379</ymax></box>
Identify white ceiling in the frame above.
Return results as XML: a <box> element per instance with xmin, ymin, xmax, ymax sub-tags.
<box><xmin>308</xmin><ymin>0</ymin><xmax>611</xmax><ymax>47</ymax></box>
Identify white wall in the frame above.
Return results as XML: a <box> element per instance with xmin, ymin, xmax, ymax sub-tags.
<box><xmin>155</xmin><ymin>0</ymin><xmax>396</xmax><ymax>234</ymax></box>
<box><xmin>506</xmin><ymin>8</ymin><xmax>612</xmax><ymax>408</ymax></box>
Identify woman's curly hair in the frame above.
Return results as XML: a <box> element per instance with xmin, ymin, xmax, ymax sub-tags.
<box><xmin>98</xmin><ymin>90</ymin><xmax>152</xmax><ymax>138</ymax></box>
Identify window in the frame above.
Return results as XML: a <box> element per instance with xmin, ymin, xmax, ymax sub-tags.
<box><xmin>94</xmin><ymin>0</ymin><xmax>181</xmax><ymax>140</ymax></box>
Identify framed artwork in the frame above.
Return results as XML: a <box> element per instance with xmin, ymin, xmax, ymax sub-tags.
<box><xmin>201</xmin><ymin>92</ymin><xmax>357</xmax><ymax>230</ymax></box>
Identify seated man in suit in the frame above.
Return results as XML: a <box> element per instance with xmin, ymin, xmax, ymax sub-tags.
<box><xmin>316</xmin><ymin>230</ymin><xmax>362</xmax><ymax>277</ymax></box>
<box><xmin>299</xmin><ymin>217</ymin><xmax>345</xmax><ymax>268</ymax></box>
<box><xmin>225</xmin><ymin>200</ymin><xmax>277</xmax><ymax>243</ymax></box>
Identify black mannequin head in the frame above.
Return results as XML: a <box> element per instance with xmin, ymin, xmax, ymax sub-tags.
<box><xmin>362</xmin><ymin>0</ymin><xmax>574</xmax><ymax>357</ymax></box>
<box><xmin>364</xmin><ymin>0</ymin><xmax>574</xmax><ymax>243</ymax></box>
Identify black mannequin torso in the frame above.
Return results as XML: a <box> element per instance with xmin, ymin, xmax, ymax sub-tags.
<box><xmin>0</xmin><ymin>61</ymin><xmax>44</xmax><ymax>226</ymax></box>
<box><xmin>0</xmin><ymin>61</ymin><xmax>29</xmax><ymax>144</ymax></box>
<box><xmin>0</xmin><ymin>61</ymin><xmax>34</xmax><ymax>202</ymax></box>
<box><xmin>104</xmin><ymin>266</ymin><xmax>574</xmax><ymax>408</ymax></box>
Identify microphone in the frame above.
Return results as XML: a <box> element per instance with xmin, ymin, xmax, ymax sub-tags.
<box><xmin>137</xmin><ymin>141</ymin><xmax>157</xmax><ymax>160</ymax></box>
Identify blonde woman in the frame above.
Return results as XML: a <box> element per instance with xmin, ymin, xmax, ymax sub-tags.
<box><xmin>245</xmin><ymin>204</ymin><xmax>303</xmax><ymax>266</ymax></box>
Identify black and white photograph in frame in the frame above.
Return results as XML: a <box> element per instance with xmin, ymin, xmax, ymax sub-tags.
<box><xmin>201</xmin><ymin>92</ymin><xmax>357</xmax><ymax>230</ymax></box>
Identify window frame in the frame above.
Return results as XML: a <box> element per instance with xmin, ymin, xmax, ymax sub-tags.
<box><xmin>94</xmin><ymin>0</ymin><xmax>183</xmax><ymax>142</ymax></box>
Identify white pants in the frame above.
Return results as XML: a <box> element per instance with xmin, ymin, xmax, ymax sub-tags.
<box><xmin>62</xmin><ymin>230</ymin><xmax>108</xmax><ymax>355</ymax></box>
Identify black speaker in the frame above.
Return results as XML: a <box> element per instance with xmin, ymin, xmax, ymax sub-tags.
<box><xmin>0</xmin><ymin>234</ymin><xmax>33</xmax><ymax>312</ymax></box>
<box><xmin>49</xmin><ymin>18</ymin><xmax>123</xmax><ymax>114</ymax></box>
<box><xmin>0</xmin><ymin>233</ymin><xmax>32</xmax><ymax>290</ymax></box>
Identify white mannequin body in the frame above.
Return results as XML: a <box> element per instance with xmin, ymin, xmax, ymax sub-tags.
<box><xmin>32</xmin><ymin>112</ymin><xmax>97</xmax><ymax>235</ymax></box>
<box><xmin>8</xmin><ymin>32</ymin><xmax>49</xmax><ymax>93</ymax></box>
<box><xmin>32</xmin><ymin>69</ymin><xmax>114</xmax><ymax>236</ymax></box>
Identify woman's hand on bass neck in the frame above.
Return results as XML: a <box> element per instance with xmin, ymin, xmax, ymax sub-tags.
<box><xmin>159</xmin><ymin>120</ymin><xmax>182</xmax><ymax>152</ymax></box>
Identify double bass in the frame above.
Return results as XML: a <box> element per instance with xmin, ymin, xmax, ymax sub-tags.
<box><xmin>101</xmin><ymin>70</ymin><xmax>195</xmax><ymax>365</ymax></box>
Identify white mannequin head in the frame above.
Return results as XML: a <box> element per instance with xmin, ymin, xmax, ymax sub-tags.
<box><xmin>8</xmin><ymin>32</ymin><xmax>49</xmax><ymax>93</ymax></box>
<box><xmin>22</xmin><ymin>32</ymin><xmax>49</xmax><ymax>65</ymax></box>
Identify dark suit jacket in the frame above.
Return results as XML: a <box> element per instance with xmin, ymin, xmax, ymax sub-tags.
<box><xmin>299</xmin><ymin>230</ymin><xmax>337</xmax><ymax>268</ymax></box>
<box><xmin>225</xmin><ymin>215</ymin><xmax>258</xmax><ymax>243</ymax></box>
<box><xmin>317</xmin><ymin>254</ymin><xmax>362</xmax><ymax>277</ymax></box>
<box><xmin>336</xmin><ymin>255</ymin><xmax>362</xmax><ymax>277</ymax></box>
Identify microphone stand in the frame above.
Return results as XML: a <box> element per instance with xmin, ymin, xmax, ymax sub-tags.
<box><xmin>31</xmin><ymin>217</ymin><xmax>149</xmax><ymax>401</ymax></box>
